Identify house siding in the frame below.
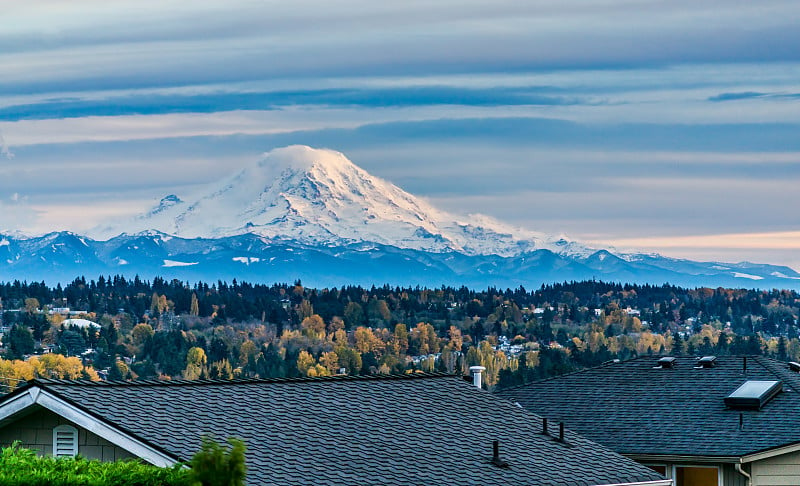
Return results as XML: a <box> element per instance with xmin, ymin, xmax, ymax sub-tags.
<box><xmin>0</xmin><ymin>407</ymin><xmax>135</xmax><ymax>462</ymax></box>
<box><xmin>722</xmin><ymin>463</ymin><xmax>748</xmax><ymax>486</ymax></box>
<box><xmin>750</xmin><ymin>450</ymin><xmax>800</xmax><ymax>486</ymax></box>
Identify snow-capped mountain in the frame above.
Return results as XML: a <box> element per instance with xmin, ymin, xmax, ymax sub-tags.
<box><xmin>1</xmin><ymin>145</ymin><xmax>799</xmax><ymax>289</ymax></box>
<box><xmin>90</xmin><ymin>145</ymin><xmax>590</xmax><ymax>258</ymax></box>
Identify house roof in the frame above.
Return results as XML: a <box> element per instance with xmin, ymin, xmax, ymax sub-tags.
<box><xmin>496</xmin><ymin>355</ymin><xmax>800</xmax><ymax>460</ymax></box>
<box><xmin>0</xmin><ymin>373</ymin><xmax>667</xmax><ymax>486</ymax></box>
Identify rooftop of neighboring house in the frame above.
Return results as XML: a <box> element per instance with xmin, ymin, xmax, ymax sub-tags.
<box><xmin>0</xmin><ymin>373</ymin><xmax>668</xmax><ymax>486</ymax></box>
<box><xmin>496</xmin><ymin>355</ymin><xmax>800</xmax><ymax>459</ymax></box>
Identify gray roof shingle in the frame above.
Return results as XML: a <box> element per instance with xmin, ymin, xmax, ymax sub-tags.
<box><xmin>10</xmin><ymin>374</ymin><xmax>665</xmax><ymax>485</ymax></box>
<box><xmin>497</xmin><ymin>355</ymin><xmax>800</xmax><ymax>458</ymax></box>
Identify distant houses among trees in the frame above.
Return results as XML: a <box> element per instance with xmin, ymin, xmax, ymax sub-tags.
<box><xmin>0</xmin><ymin>277</ymin><xmax>796</xmax><ymax>390</ymax></box>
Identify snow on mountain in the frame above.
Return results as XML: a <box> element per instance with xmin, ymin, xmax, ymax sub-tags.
<box><xmin>90</xmin><ymin>145</ymin><xmax>591</xmax><ymax>257</ymax></box>
<box><xmin>16</xmin><ymin>144</ymin><xmax>795</xmax><ymax>289</ymax></box>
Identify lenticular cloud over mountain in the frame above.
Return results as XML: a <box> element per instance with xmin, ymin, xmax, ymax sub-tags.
<box><xmin>90</xmin><ymin>145</ymin><xmax>585</xmax><ymax>258</ymax></box>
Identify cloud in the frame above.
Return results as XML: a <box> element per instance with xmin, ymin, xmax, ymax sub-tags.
<box><xmin>1</xmin><ymin>1</ymin><xmax>799</xmax><ymax>269</ymax></box>
<box><xmin>2</xmin><ymin>1</ymin><xmax>800</xmax><ymax>95</ymax></box>
<box><xmin>0</xmin><ymin>86</ymin><xmax>586</xmax><ymax>121</ymax></box>
<box><xmin>0</xmin><ymin>130</ymin><xmax>14</xmax><ymax>159</ymax></box>
<box><xmin>591</xmin><ymin>232</ymin><xmax>800</xmax><ymax>271</ymax></box>
<box><xmin>709</xmin><ymin>91</ymin><xmax>800</xmax><ymax>102</ymax></box>
<box><xmin>0</xmin><ymin>193</ymin><xmax>38</xmax><ymax>232</ymax></box>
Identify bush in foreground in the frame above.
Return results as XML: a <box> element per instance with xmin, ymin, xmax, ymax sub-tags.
<box><xmin>0</xmin><ymin>442</ymin><xmax>191</xmax><ymax>486</ymax></box>
<box><xmin>189</xmin><ymin>436</ymin><xmax>247</xmax><ymax>486</ymax></box>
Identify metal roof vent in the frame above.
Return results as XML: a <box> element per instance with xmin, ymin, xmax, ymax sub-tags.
<box><xmin>695</xmin><ymin>356</ymin><xmax>717</xmax><ymax>369</ymax></box>
<box><xmin>655</xmin><ymin>357</ymin><xmax>676</xmax><ymax>369</ymax></box>
<box><xmin>469</xmin><ymin>366</ymin><xmax>486</xmax><ymax>389</ymax></box>
<box><xmin>789</xmin><ymin>362</ymin><xmax>800</xmax><ymax>373</ymax></box>
<box><xmin>490</xmin><ymin>440</ymin><xmax>509</xmax><ymax>468</ymax></box>
<box><xmin>725</xmin><ymin>380</ymin><xmax>782</xmax><ymax>410</ymax></box>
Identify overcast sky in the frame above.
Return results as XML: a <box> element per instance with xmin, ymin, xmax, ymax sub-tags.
<box><xmin>1</xmin><ymin>0</ymin><xmax>799</xmax><ymax>270</ymax></box>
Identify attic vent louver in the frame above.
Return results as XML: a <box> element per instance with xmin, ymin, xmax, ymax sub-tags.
<box><xmin>789</xmin><ymin>362</ymin><xmax>800</xmax><ymax>372</ymax></box>
<box><xmin>53</xmin><ymin>425</ymin><xmax>78</xmax><ymax>457</ymax></box>
<box><xmin>695</xmin><ymin>356</ymin><xmax>717</xmax><ymax>369</ymax></box>
<box><xmin>655</xmin><ymin>357</ymin><xmax>676</xmax><ymax>369</ymax></box>
<box><xmin>725</xmin><ymin>380</ymin><xmax>782</xmax><ymax>410</ymax></box>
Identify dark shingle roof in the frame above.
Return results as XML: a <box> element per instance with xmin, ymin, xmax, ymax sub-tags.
<box><xmin>497</xmin><ymin>355</ymin><xmax>800</xmax><ymax>458</ymax></box>
<box><xmin>13</xmin><ymin>374</ymin><xmax>664</xmax><ymax>486</ymax></box>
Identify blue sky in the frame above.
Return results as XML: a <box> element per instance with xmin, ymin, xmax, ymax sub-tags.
<box><xmin>1</xmin><ymin>0</ymin><xmax>799</xmax><ymax>270</ymax></box>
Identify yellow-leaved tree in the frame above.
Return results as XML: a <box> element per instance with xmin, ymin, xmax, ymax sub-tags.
<box><xmin>184</xmin><ymin>347</ymin><xmax>208</xmax><ymax>380</ymax></box>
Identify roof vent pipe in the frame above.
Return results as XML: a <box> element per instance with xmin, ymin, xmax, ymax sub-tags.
<box><xmin>490</xmin><ymin>440</ymin><xmax>509</xmax><ymax>468</ymax></box>
<box><xmin>470</xmin><ymin>366</ymin><xmax>486</xmax><ymax>389</ymax></box>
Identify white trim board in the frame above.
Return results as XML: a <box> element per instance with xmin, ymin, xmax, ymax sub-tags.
<box><xmin>0</xmin><ymin>386</ymin><xmax>179</xmax><ymax>467</ymax></box>
<box><xmin>590</xmin><ymin>481</ymin><xmax>672</xmax><ymax>486</ymax></box>
<box><xmin>741</xmin><ymin>441</ymin><xmax>800</xmax><ymax>463</ymax></box>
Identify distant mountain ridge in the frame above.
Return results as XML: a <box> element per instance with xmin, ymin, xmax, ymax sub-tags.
<box><xmin>1</xmin><ymin>145</ymin><xmax>799</xmax><ymax>288</ymax></box>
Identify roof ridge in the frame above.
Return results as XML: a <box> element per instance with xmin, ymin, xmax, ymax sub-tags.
<box><xmin>496</xmin><ymin>356</ymin><xmax>640</xmax><ymax>393</ymax></box>
<box><xmin>29</xmin><ymin>372</ymin><xmax>459</xmax><ymax>388</ymax></box>
<box><xmin>751</xmin><ymin>356</ymin><xmax>800</xmax><ymax>390</ymax></box>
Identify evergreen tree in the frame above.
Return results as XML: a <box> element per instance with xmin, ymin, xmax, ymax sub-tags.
<box><xmin>6</xmin><ymin>325</ymin><xmax>34</xmax><ymax>359</ymax></box>
<box><xmin>672</xmin><ymin>333</ymin><xmax>684</xmax><ymax>356</ymax></box>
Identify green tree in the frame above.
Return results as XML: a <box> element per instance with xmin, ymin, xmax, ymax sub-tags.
<box><xmin>343</xmin><ymin>302</ymin><xmax>364</xmax><ymax>329</ymax></box>
<box><xmin>189</xmin><ymin>436</ymin><xmax>246</xmax><ymax>486</ymax></box>
<box><xmin>210</xmin><ymin>359</ymin><xmax>234</xmax><ymax>380</ymax></box>
<box><xmin>367</xmin><ymin>299</ymin><xmax>391</xmax><ymax>322</ymax></box>
<box><xmin>335</xmin><ymin>347</ymin><xmax>362</xmax><ymax>375</ymax></box>
<box><xmin>6</xmin><ymin>325</ymin><xmax>34</xmax><ymax>359</ymax></box>
<box><xmin>131</xmin><ymin>323</ymin><xmax>155</xmax><ymax>349</ymax></box>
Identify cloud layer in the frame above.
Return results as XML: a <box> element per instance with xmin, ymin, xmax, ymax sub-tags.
<box><xmin>0</xmin><ymin>1</ymin><xmax>798</xmax><ymax>270</ymax></box>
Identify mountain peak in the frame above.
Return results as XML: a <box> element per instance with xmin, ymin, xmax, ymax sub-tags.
<box><xmin>88</xmin><ymin>145</ymin><xmax>579</xmax><ymax>257</ymax></box>
<box><xmin>257</xmin><ymin>145</ymin><xmax>355</xmax><ymax>174</ymax></box>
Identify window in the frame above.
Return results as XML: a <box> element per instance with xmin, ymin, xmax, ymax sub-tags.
<box><xmin>644</xmin><ymin>464</ymin><xmax>668</xmax><ymax>475</ymax></box>
<box><xmin>675</xmin><ymin>466</ymin><xmax>719</xmax><ymax>486</ymax></box>
<box><xmin>53</xmin><ymin>424</ymin><xmax>78</xmax><ymax>457</ymax></box>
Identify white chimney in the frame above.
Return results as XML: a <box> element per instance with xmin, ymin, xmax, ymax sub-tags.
<box><xmin>469</xmin><ymin>366</ymin><xmax>486</xmax><ymax>389</ymax></box>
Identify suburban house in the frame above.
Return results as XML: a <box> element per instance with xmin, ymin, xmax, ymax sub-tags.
<box><xmin>0</xmin><ymin>373</ymin><xmax>671</xmax><ymax>486</ymax></box>
<box><xmin>497</xmin><ymin>355</ymin><xmax>800</xmax><ymax>486</ymax></box>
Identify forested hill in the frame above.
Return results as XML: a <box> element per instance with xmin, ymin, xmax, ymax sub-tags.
<box><xmin>0</xmin><ymin>277</ymin><xmax>798</xmax><ymax>392</ymax></box>
<box><xmin>3</xmin><ymin>277</ymin><xmax>796</xmax><ymax>332</ymax></box>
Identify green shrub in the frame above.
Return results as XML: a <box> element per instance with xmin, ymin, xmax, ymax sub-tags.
<box><xmin>0</xmin><ymin>442</ymin><xmax>191</xmax><ymax>486</ymax></box>
<box><xmin>189</xmin><ymin>436</ymin><xmax>246</xmax><ymax>486</ymax></box>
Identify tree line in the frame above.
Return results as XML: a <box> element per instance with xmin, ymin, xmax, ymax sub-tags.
<box><xmin>0</xmin><ymin>277</ymin><xmax>797</xmax><ymax>392</ymax></box>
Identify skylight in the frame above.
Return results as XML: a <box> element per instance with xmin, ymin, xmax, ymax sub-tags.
<box><xmin>724</xmin><ymin>380</ymin><xmax>782</xmax><ymax>410</ymax></box>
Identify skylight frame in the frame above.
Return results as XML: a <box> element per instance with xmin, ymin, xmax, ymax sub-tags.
<box><xmin>724</xmin><ymin>380</ymin><xmax>783</xmax><ymax>410</ymax></box>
